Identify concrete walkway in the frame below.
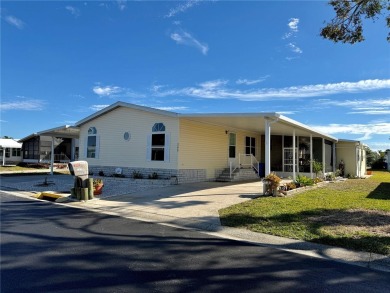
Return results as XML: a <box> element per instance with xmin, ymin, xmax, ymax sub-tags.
<box><xmin>1</xmin><ymin>174</ymin><xmax>389</xmax><ymax>273</ymax></box>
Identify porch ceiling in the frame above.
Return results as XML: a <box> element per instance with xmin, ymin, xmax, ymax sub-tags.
<box><xmin>180</xmin><ymin>113</ymin><xmax>337</xmax><ymax>141</ymax></box>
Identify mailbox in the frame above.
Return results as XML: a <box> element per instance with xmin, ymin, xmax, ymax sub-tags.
<box><xmin>68</xmin><ymin>161</ymin><xmax>89</xmax><ymax>193</ymax></box>
<box><xmin>68</xmin><ymin>161</ymin><xmax>89</xmax><ymax>177</ymax></box>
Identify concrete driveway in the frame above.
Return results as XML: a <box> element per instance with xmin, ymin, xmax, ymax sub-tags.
<box><xmin>0</xmin><ymin>173</ymin><xmax>263</xmax><ymax>230</ymax></box>
<box><xmin>74</xmin><ymin>180</ymin><xmax>263</xmax><ymax>231</ymax></box>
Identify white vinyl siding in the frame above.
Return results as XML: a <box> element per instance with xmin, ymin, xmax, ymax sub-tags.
<box><xmin>79</xmin><ymin>107</ymin><xmax>178</xmax><ymax>169</ymax></box>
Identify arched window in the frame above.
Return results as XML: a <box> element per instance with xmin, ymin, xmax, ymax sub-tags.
<box><xmin>152</xmin><ymin>123</ymin><xmax>165</xmax><ymax>132</ymax></box>
<box><xmin>86</xmin><ymin>127</ymin><xmax>99</xmax><ymax>158</ymax></box>
<box><xmin>147</xmin><ymin>123</ymin><xmax>169</xmax><ymax>162</ymax></box>
<box><xmin>88</xmin><ymin>127</ymin><xmax>97</xmax><ymax>135</ymax></box>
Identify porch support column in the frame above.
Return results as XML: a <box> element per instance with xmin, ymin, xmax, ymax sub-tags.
<box><xmin>292</xmin><ymin>129</ymin><xmax>296</xmax><ymax>181</ymax></box>
<box><xmin>310</xmin><ymin>134</ymin><xmax>313</xmax><ymax>178</ymax></box>
<box><xmin>265</xmin><ymin>119</ymin><xmax>271</xmax><ymax>176</ymax></box>
<box><xmin>2</xmin><ymin>148</ymin><xmax>5</xmax><ymax>166</ymax></box>
<box><xmin>71</xmin><ymin>138</ymin><xmax>75</xmax><ymax>161</ymax></box>
<box><xmin>50</xmin><ymin>136</ymin><xmax>55</xmax><ymax>176</ymax></box>
<box><xmin>322</xmin><ymin>138</ymin><xmax>326</xmax><ymax>175</ymax></box>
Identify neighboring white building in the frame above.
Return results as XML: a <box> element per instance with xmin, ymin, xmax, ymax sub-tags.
<box><xmin>74</xmin><ymin>101</ymin><xmax>341</xmax><ymax>183</ymax></box>
<box><xmin>336</xmin><ymin>140</ymin><xmax>367</xmax><ymax>178</ymax></box>
<box><xmin>0</xmin><ymin>138</ymin><xmax>23</xmax><ymax>166</ymax></box>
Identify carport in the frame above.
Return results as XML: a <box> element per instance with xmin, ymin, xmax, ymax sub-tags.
<box><xmin>36</xmin><ymin>125</ymin><xmax>80</xmax><ymax>175</ymax></box>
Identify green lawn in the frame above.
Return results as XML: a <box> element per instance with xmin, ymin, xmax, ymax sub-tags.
<box><xmin>219</xmin><ymin>171</ymin><xmax>390</xmax><ymax>255</ymax></box>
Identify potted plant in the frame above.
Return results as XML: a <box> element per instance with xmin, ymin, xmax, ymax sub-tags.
<box><xmin>263</xmin><ymin>173</ymin><xmax>282</xmax><ymax>196</ymax></box>
<box><xmin>93</xmin><ymin>178</ymin><xmax>104</xmax><ymax>195</ymax></box>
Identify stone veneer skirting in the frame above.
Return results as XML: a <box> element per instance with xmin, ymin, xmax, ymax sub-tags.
<box><xmin>89</xmin><ymin>166</ymin><xmax>208</xmax><ymax>184</ymax></box>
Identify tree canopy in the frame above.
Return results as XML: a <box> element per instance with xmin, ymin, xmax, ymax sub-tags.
<box><xmin>321</xmin><ymin>0</ymin><xmax>390</xmax><ymax>44</ymax></box>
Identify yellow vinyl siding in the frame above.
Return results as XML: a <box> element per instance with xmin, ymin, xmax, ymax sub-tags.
<box><xmin>79</xmin><ymin>107</ymin><xmax>179</xmax><ymax>169</ymax></box>
<box><xmin>178</xmin><ymin>119</ymin><xmax>261</xmax><ymax>179</ymax></box>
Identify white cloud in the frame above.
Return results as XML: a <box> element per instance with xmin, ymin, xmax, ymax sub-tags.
<box><xmin>92</xmin><ymin>84</ymin><xmax>144</xmax><ymax>99</ymax></box>
<box><xmin>310</xmin><ymin>122</ymin><xmax>390</xmax><ymax>141</ymax></box>
<box><xmin>283</xmin><ymin>17</ymin><xmax>299</xmax><ymax>39</ymax></box>
<box><xmin>170</xmin><ymin>30</ymin><xmax>208</xmax><ymax>55</ymax></box>
<box><xmin>165</xmin><ymin>0</ymin><xmax>201</xmax><ymax>18</ymax></box>
<box><xmin>288</xmin><ymin>18</ymin><xmax>299</xmax><ymax>32</ymax></box>
<box><xmin>320</xmin><ymin>98</ymin><xmax>390</xmax><ymax>115</ymax></box>
<box><xmin>288</xmin><ymin>42</ymin><xmax>302</xmax><ymax>54</ymax></box>
<box><xmin>236</xmin><ymin>76</ymin><xmax>269</xmax><ymax>85</ymax></box>
<box><xmin>367</xmin><ymin>141</ymin><xmax>390</xmax><ymax>151</ymax></box>
<box><xmin>65</xmin><ymin>6</ymin><xmax>80</xmax><ymax>17</ymax></box>
<box><xmin>199</xmin><ymin>79</ymin><xmax>227</xmax><ymax>89</ymax></box>
<box><xmin>152</xmin><ymin>79</ymin><xmax>390</xmax><ymax>101</ymax></box>
<box><xmin>5</xmin><ymin>15</ymin><xmax>24</xmax><ymax>29</ymax></box>
<box><xmin>155</xmin><ymin>106</ymin><xmax>189</xmax><ymax>112</ymax></box>
<box><xmin>117</xmin><ymin>0</ymin><xmax>126</xmax><ymax>11</ymax></box>
<box><xmin>90</xmin><ymin>104</ymin><xmax>109</xmax><ymax>111</ymax></box>
<box><xmin>92</xmin><ymin>85</ymin><xmax>123</xmax><ymax>97</ymax></box>
<box><xmin>0</xmin><ymin>99</ymin><xmax>44</xmax><ymax>111</ymax></box>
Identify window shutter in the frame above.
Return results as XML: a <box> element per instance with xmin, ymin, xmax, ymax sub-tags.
<box><xmin>95</xmin><ymin>135</ymin><xmax>100</xmax><ymax>159</ymax></box>
<box><xmin>164</xmin><ymin>134</ymin><xmax>170</xmax><ymax>162</ymax></box>
<box><xmin>146</xmin><ymin>135</ymin><xmax>151</xmax><ymax>161</ymax></box>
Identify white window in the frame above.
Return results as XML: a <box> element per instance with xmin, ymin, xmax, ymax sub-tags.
<box><xmin>86</xmin><ymin>127</ymin><xmax>99</xmax><ymax>159</ymax></box>
<box><xmin>245</xmin><ymin>136</ymin><xmax>256</xmax><ymax>156</ymax></box>
<box><xmin>229</xmin><ymin>133</ymin><xmax>236</xmax><ymax>158</ymax></box>
<box><xmin>147</xmin><ymin>123</ymin><xmax>170</xmax><ymax>162</ymax></box>
<box><xmin>12</xmin><ymin>148</ymin><xmax>21</xmax><ymax>157</ymax></box>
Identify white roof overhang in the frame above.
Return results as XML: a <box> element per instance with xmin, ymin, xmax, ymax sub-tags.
<box><xmin>0</xmin><ymin>139</ymin><xmax>22</xmax><ymax>148</ymax></box>
<box><xmin>37</xmin><ymin>125</ymin><xmax>80</xmax><ymax>139</ymax></box>
<box><xmin>179</xmin><ymin>113</ymin><xmax>338</xmax><ymax>142</ymax></box>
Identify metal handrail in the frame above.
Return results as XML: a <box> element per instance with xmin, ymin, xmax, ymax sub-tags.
<box><xmin>41</xmin><ymin>153</ymin><xmax>71</xmax><ymax>163</ymax></box>
<box><xmin>239</xmin><ymin>153</ymin><xmax>259</xmax><ymax>173</ymax></box>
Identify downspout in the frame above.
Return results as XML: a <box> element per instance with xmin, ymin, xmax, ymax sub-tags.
<box><xmin>2</xmin><ymin>148</ymin><xmax>5</xmax><ymax>166</ymax></box>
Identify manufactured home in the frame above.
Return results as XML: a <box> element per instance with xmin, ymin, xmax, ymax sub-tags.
<box><xmin>74</xmin><ymin>101</ymin><xmax>349</xmax><ymax>183</ymax></box>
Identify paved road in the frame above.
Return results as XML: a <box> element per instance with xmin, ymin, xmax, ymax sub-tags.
<box><xmin>1</xmin><ymin>192</ymin><xmax>389</xmax><ymax>293</ymax></box>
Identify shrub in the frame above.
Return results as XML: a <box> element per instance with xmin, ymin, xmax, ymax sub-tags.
<box><xmin>295</xmin><ymin>175</ymin><xmax>314</xmax><ymax>187</ymax></box>
<box><xmin>132</xmin><ymin>171</ymin><xmax>143</xmax><ymax>179</ymax></box>
<box><xmin>98</xmin><ymin>170</ymin><xmax>105</xmax><ymax>176</ymax></box>
<box><xmin>325</xmin><ymin>172</ymin><xmax>336</xmax><ymax>181</ymax></box>
<box><xmin>312</xmin><ymin>160</ymin><xmax>323</xmax><ymax>178</ymax></box>
<box><xmin>148</xmin><ymin>172</ymin><xmax>158</xmax><ymax>179</ymax></box>
<box><xmin>286</xmin><ymin>181</ymin><xmax>296</xmax><ymax>190</ymax></box>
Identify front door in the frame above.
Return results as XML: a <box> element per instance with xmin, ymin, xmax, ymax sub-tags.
<box><xmin>228</xmin><ymin>133</ymin><xmax>237</xmax><ymax>168</ymax></box>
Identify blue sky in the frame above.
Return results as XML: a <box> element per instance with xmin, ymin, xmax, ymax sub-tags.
<box><xmin>1</xmin><ymin>1</ymin><xmax>389</xmax><ymax>150</ymax></box>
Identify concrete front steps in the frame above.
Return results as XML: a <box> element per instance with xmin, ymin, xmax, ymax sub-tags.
<box><xmin>216</xmin><ymin>168</ymin><xmax>259</xmax><ymax>182</ymax></box>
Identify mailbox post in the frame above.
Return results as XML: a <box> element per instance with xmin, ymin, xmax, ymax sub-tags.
<box><xmin>68</xmin><ymin>161</ymin><xmax>89</xmax><ymax>200</ymax></box>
